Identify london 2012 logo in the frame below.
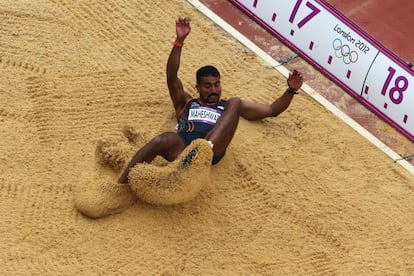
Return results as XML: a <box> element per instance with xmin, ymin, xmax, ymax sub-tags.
<box><xmin>332</xmin><ymin>38</ymin><xmax>358</xmax><ymax>64</ymax></box>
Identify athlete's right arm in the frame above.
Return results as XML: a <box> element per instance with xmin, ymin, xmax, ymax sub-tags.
<box><xmin>167</xmin><ymin>17</ymin><xmax>192</xmax><ymax>115</ymax></box>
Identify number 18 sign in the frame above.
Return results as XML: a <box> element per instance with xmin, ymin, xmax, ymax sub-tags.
<box><xmin>230</xmin><ymin>0</ymin><xmax>414</xmax><ymax>141</ymax></box>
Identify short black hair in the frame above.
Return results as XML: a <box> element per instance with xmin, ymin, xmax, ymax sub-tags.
<box><xmin>196</xmin><ymin>65</ymin><xmax>220</xmax><ymax>84</ymax></box>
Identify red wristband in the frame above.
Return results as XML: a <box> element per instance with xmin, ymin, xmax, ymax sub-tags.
<box><xmin>173</xmin><ymin>40</ymin><xmax>184</xmax><ymax>47</ymax></box>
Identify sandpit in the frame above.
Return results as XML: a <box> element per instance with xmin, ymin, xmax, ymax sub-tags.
<box><xmin>1</xmin><ymin>0</ymin><xmax>413</xmax><ymax>274</ymax></box>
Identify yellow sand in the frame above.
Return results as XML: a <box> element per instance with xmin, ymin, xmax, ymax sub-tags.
<box><xmin>74</xmin><ymin>167</ymin><xmax>136</xmax><ymax>219</ymax></box>
<box><xmin>1</xmin><ymin>0</ymin><xmax>414</xmax><ymax>274</ymax></box>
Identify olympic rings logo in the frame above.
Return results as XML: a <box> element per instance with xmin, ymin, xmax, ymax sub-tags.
<box><xmin>332</xmin><ymin>38</ymin><xmax>358</xmax><ymax>64</ymax></box>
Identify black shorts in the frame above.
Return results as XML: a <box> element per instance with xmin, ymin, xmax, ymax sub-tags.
<box><xmin>178</xmin><ymin>133</ymin><xmax>225</xmax><ymax>165</ymax></box>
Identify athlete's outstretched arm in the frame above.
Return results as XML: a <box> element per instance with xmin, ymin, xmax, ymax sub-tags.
<box><xmin>240</xmin><ymin>70</ymin><xmax>303</xmax><ymax>121</ymax></box>
<box><xmin>166</xmin><ymin>17</ymin><xmax>192</xmax><ymax>115</ymax></box>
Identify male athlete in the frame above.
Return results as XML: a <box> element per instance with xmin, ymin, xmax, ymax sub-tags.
<box><xmin>75</xmin><ymin>16</ymin><xmax>304</xmax><ymax>218</ymax></box>
<box><xmin>118</xmin><ymin>17</ymin><xmax>303</xmax><ymax>184</ymax></box>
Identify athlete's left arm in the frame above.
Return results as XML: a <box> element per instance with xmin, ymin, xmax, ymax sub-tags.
<box><xmin>240</xmin><ymin>70</ymin><xmax>303</xmax><ymax>121</ymax></box>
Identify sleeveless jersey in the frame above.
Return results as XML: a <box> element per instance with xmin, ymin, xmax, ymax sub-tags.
<box><xmin>177</xmin><ymin>98</ymin><xmax>227</xmax><ymax>140</ymax></box>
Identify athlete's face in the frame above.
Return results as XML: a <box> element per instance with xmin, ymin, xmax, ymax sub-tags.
<box><xmin>196</xmin><ymin>75</ymin><xmax>222</xmax><ymax>104</ymax></box>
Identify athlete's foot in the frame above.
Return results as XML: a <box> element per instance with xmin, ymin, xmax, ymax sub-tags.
<box><xmin>180</xmin><ymin>147</ymin><xmax>199</xmax><ymax>168</ymax></box>
<box><xmin>128</xmin><ymin>139</ymin><xmax>213</xmax><ymax>205</ymax></box>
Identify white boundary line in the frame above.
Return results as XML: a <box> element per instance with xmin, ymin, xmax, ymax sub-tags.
<box><xmin>186</xmin><ymin>0</ymin><xmax>414</xmax><ymax>175</ymax></box>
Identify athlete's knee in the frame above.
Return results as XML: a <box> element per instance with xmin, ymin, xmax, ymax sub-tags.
<box><xmin>226</xmin><ymin>97</ymin><xmax>242</xmax><ymax>112</ymax></box>
<box><xmin>227</xmin><ymin>97</ymin><xmax>241</xmax><ymax>105</ymax></box>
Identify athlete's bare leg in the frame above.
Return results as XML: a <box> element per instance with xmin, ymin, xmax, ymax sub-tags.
<box><xmin>205</xmin><ymin>97</ymin><xmax>241</xmax><ymax>156</ymax></box>
<box><xmin>119</xmin><ymin>97</ymin><xmax>242</xmax><ymax>183</ymax></box>
<box><xmin>118</xmin><ymin>132</ymin><xmax>186</xmax><ymax>183</ymax></box>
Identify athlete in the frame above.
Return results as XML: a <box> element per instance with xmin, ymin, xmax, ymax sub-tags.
<box><xmin>118</xmin><ymin>17</ymin><xmax>303</xmax><ymax>184</ymax></box>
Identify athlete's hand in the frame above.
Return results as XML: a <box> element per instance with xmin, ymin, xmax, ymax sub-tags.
<box><xmin>176</xmin><ymin>17</ymin><xmax>191</xmax><ymax>41</ymax></box>
<box><xmin>287</xmin><ymin>70</ymin><xmax>303</xmax><ymax>90</ymax></box>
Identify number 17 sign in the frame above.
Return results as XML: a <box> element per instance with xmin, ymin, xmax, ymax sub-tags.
<box><xmin>230</xmin><ymin>0</ymin><xmax>414</xmax><ymax>141</ymax></box>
